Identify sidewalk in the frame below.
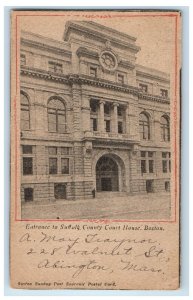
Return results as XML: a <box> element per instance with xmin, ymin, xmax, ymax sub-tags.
<box><xmin>21</xmin><ymin>192</ymin><xmax>171</xmax><ymax>220</ymax></box>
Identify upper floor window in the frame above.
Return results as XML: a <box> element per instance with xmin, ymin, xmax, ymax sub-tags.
<box><xmin>48</xmin><ymin>61</ymin><xmax>63</xmax><ymax>74</ymax></box>
<box><xmin>162</xmin><ymin>152</ymin><xmax>171</xmax><ymax>173</ymax></box>
<box><xmin>160</xmin><ymin>89</ymin><xmax>168</xmax><ymax>98</ymax></box>
<box><xmin>48</xmin><ymin>146</ymin><xmax>71</xmax><ymax>175</ymax></box>
<box><xmin>105</xmin><ymin>120</ymin><xmax>111</xmax><ymax>133</ymax></box>
<box><xmin>139</xmin><ymin>83</ymin><xmax>148</xmax><ymax>93</ymax></box>
<box><xmin>22</xmin><ymin>145</ymin><xmax>34</xmax><ymax>175</ymax></box>
<box><xmin>117</xmin><ymin>105</ymin><xmax>125</xmax><ymax>134</ymax></box>
<box><xmin>90</xmin><ymin>66</ymin><xmax>97</xmax><ymax>78</ymax></box>
<box><xmin>161</xmin><ymin>115</ymin><xmax>170</xmax><ymax>142</ymax></box>
<box><xmin>21</xmin><ymin>92</ymin><xmax>30</xmax><ymax>131</ymax></box>
<box><xmin>117</xmin><ymin>74</ymin><xmax>124</xmax><ymax>84</ymax></box>
<box><xmin>90</xmin><ymin>100</ymin><xmax>98</xmax><ymax>132</ymax></box>
<box><xmin>139</xmin><ymin>112</ymin><xmax>150</xmax><ymax>140</ymax></box>
<box><xmin>104</xmin><ymin>103</ymin><xmax>111</xmax><ymax>115</ymax></box>
<box><xmin>48</xmin><ymin>98</ymin><xmax>66</xmax><ymax>133</ymax></box>
<box><xmin>118</xmin><ymin>121</ymin><xmax>123</xmax><ymax>134</ymax></box>
<box><xmin>117</xmin><ymin>106</ymin><xmax>123</xmax><ymax>116</ymax></box>
<box><xmin>20</xmin><ymin>54</ymin><xmax>26</xmax><ymax>66</ymax></box>
<box><xmin>140</xmin><ymin>151</ymin><xmax>154</xmax><ymax>174</ymax></box>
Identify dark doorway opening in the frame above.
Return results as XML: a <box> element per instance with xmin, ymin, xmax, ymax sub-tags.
<box><xmin>101</xmin><ymin>178</ymin><xmax>112</xmax><ymax>191</ymax></box>
<box><xmin>96</xmin><ymin>156</ymin><xmax>119</xmax><ymax>192</ymax></box>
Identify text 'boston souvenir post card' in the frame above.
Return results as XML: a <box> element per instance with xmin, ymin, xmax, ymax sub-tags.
<box><xmin>10</xmin><ymin>10</ymin><xmax>181</xmax><ymax>290</ymax></box>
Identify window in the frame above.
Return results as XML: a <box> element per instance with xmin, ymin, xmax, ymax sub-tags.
<box><xmin>23</xmin><ymin>158</ymin><xmax>33</xmax><ymax>175</ymax></box>
<box><xmin>49</xmin><ymin>147</ymin><xmax>57</xmax><ymax>155</ymax></box>
<box><xmin>48</xmin><ymin>147</ymin><xmax>71</xmax><ymax>175</ymax></box>
<box><xmin>48</xmin><ymin>61</ymin><xmax>63</xmax><ymax>73</ymax></box>
<box><xmin>61</xmin><ymin>147</ymin><xmax>71</xmax><ymax>155</ymax></box>
<box><xmin>61</xmin><ymin>158</ymin><xmax>69</xmax><ymax>174</ymax></box>
<box><xmin>139</xmin><ymin>112</ymin><xmax>150</xmax><ymax>140</ymax></box>
<box><xmin>24</xmin><ymin>188</ymin><xmax>33</xmax><ymax>202</ymax></box>
<box><xmin>160</xmin><ymin>89</ymin><xmax>168</xmax><ymax>98</ymax></box>
<box><xmin>146</xmin><ymin>180</ymin><xmax>154</xmax><ymax>193</ymax></box>
<box><xmin>117</xmin><ymin>105</ymin><xmax>125</xmax><ymax>134</ymax></box>
<box><xmin>22</xmin><ymin>145</ymin><xmax>33</xmax><ymax>175</ymax></box>
<box><xmin>90</xmin><ymin>100</ymin><xmax>98</xmax><ymax>131</ymax></box>
<box><xmin>23</xmin><ymin>145</ymin><xmax>32</xmax><ymax>154</ymax></box>
<box><xmin>91</xmin><ymin>118</ymin><xmax>97</xmax><ymax>131</ymax></box>
<box><xmin>149</xmin><ymin>160</ymin><xmax>154</xmax><ymax>173</ymax></box>
<box><xmin>105</xmin><ymin>120</ymin><xmax>111</xmax><ymax>132</ymax></box>
<box><xmin>21</xmin><ymin>92</ymin><xmax>30</xmax><ymax>130</ymax></box>
<box><xmin>139</xmin><ymin>83</ymin><xmax>148</xmax><ymax>93</ymax></box>
<box><xmin>104</xmin><ymin>104</ymin><xmax>110</xmax><ymax>115</ymax></box>
<box><xmin>117</xmin><ymin>107</ymin><xmax>123</xmax><ymax>116</ymax></box>
<box><xmin>118</xmin><ymin>121</ymin><xmax>123</xmax><ymax>134</ymax></box>
<box><xmin>140</xmin><ymin>151</ymin><xmax>154</xmax><ymax>174</ymax></box>
<box><xmin>20</xmin><ymin>54</ymin><xmax>26</xmax><ymax>66</ymax></box>
<box><xmin>90</xmin><ymin>67</ymin><xmax>97</xmax><ymax>77</ymax></box>
<box><xmin>117</xmin><ymin>74</ymin><xmax>124</xmax><ymax>84</ymax></box>
<box><xmin>161</xmin><ymin>115</ymin><xmax>170</xmax><ymax>141</ymax></box>
<box><xmin>165</xmin><ymin>181</ymin><xmax>170</xmax><ymax>192</ymax></box>
<box><xmin>48</xmin><ymin>98</ymin><xmax>66</xmax><ymax>133</ymax></box>
<box><xmin>49</xmin><ymin>158</ymin><xmax>57</xmax><ymax>174</ymax></box>
<box><xmin>90</xmin><ymin>101</ymin><xmax>98</xmax><ymax>113</ymax></box>
<box><xmin>54</xmin><ymin>184</ymin><xmax>66</xmax><ymax>199</ymax></box>
<box><xmin>141</xmin><ymin>160</ymin><xmax>146</xmax><ymax>173</ymax></box>
<box><xmin>162</xmin><ymin>152</ymin><xmax>171</xmax><ymax>173</ymax></box>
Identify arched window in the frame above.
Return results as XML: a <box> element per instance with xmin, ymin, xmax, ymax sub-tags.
<box><xmin>139</xmin><ymin>112</ymin><xmax>150</xmax><ymax>140</ymax></box>
<box><xmin>161</xmin><ymin>115</ymin><xmax>170</xmax><ymax>141</ymax></box>
<box><xmin>48</xmin><ymin>98</ymin><xmax>66</xmax><ymax>133</ymax></box>
<box><xmin>21</xmin><ymin>92</ymin><xmax>30</xmax><ymax>130</ymax></box>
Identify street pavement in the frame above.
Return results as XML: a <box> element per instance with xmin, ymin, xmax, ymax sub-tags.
<box><xmin>21</xmin><ymin>192</ymin><xmax>171</xmax><ymax>220</ymax></box>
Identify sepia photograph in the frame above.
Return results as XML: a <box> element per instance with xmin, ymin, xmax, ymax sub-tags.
<box><xmin>9</xmin><ymin>10</ymin><xmax>181</xmax><ymax>291</ymax></box>
<box><xmin>18</xmin><ymin>13</ymin><xmax>174</xmax><ymax>220</ymax></box>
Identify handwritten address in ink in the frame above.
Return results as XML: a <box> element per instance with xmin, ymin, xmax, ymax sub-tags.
<box><xmin>18</xmin><ymin>230</ymin><xmax>169</xmax><ymax>279</ymax></box>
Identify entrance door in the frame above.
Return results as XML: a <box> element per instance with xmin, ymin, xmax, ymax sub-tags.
<box><xmin>101</xmin><ymin>178</ymin><xmax>112</xmax><ymax>191</ymax></box>
<box><xmin>96</xmin><ymin>156</ymin><xmax>119</xmax><ymax>192</ymax></box>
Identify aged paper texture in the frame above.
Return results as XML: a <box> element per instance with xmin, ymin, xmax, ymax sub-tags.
<box><xmin>10</xmin><ymin>10</ymin><xmax>181</xmax><ymax>290</ymax></box>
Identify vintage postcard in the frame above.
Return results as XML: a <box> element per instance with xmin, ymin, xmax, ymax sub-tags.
<box><xmin>10</xmin><ymin>10</ymin><xmax>181</xmax><ymax>290</ymax></box>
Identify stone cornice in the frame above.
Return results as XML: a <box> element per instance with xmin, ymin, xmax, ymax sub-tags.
<box><xmin>119</xmin><ymin>59</ymin><xmax>135</xmax><ymax>70</ymax></box>
<box><xmin>20</xmin><ymin>66</ymin><xmax>170</xmax><ymax>104</ymax></box>
<box><xmin>138</xmin><ymin>92</ymin><xmax>170</xmax><ymax>104</ymax></box>
<box><xmin>21</xmin><ymin>66</ymin><xmax>69</xmax><ymax>84</ymax></box>
<box><xmin>68</xmin><ymin>74</ymin><xmax>139</xmax><ymax>96</ymax></box>
<box><xmin>136</xmin><ymin>70</ymin><xmax>170</xmax><ymax>83</ymax></box>
<box><xmin>21</xmin><ymin>38</ymin><xmax>72</xmax><ymax>58</ymax></box>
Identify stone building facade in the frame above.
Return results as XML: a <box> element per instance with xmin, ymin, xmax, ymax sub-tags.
<box><xmin>20</xmin><ymin>21</ymin><xmax>171</xmax><ymax>203</ymax></box>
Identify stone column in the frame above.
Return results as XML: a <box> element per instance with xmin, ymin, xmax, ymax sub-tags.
<box><xmin>112</xmin><ymin>103</ymin><xmax>118</xmax><ymax>133</ymax></box>
<box><xmin>99</xmin><ymin>100</ymin><xmax>105</xmax><ymax>132</ymax></box>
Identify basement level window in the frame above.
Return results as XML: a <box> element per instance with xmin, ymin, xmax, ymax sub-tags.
<box><xmin>54</xmin><ymin>184</ymin><xmax>66</xmax><ymax>199</ymax></box>
<box><xmin>24</xmin><ymin>188</ymin><xmax>33</xmax><ymax>202</ymax></box>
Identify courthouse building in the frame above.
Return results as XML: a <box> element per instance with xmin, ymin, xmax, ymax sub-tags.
<box><xmin>20</xmin><ymin>21</ymin><xmax>171</xmax><ymax>203</ymax></box>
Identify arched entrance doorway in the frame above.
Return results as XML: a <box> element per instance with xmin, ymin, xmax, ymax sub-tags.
<box><xmin>96</xmin><ymin>156</ymin><xmax>119</xmax><ymax>192</ymax></box>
